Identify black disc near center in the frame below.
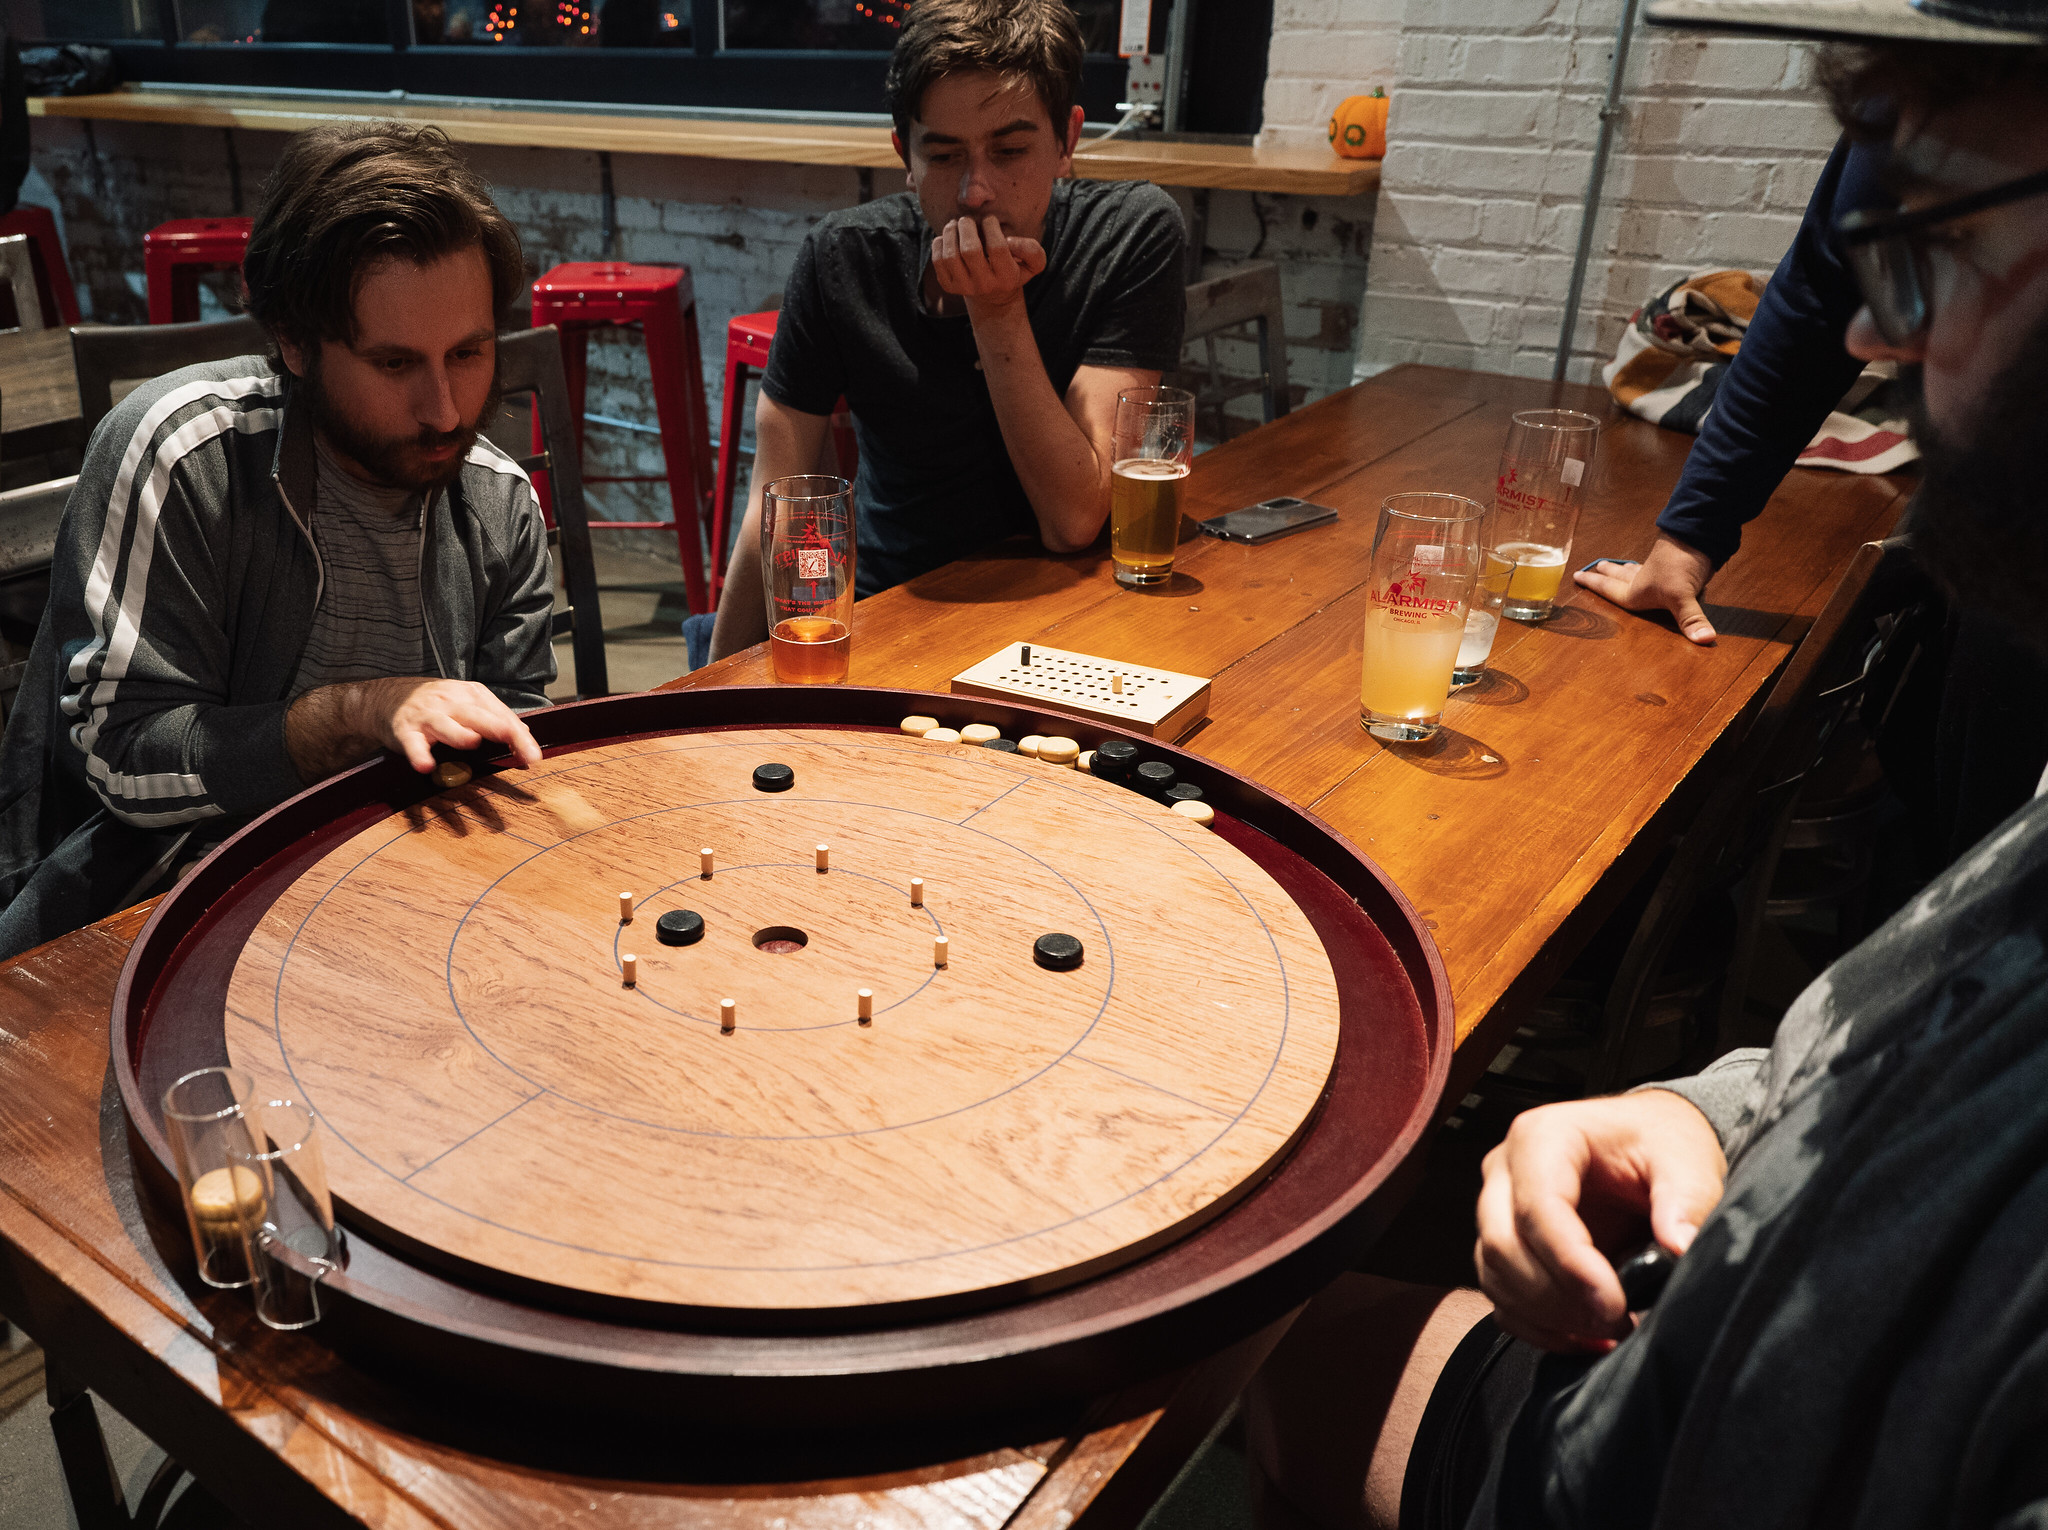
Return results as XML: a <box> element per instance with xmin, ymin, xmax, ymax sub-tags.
<box><xmin>656</xmin><ymin>910</ymin><xmax>706</xmax><ymax>946</ymax></box>
<box><xmin>752</xmin><ymin>762</ymin><xmax>795</xmax><ymax>793</ymax></box>
<box><xmin>1033</xmin><ymin>932</ymin><xmax>1085</xmax><ymax>971</ymax></box>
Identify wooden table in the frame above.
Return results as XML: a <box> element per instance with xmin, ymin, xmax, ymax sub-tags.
<box><xmin>32</xmin><ymin>91</ymin><xmax>1380</xmax><ymax>198</ymax></box>
<box><xmin>679</xmin><ymin>363</ymin><xmax>1910</xmax><ymax>1095</ymax></box>
<box><xmin>0</xmin><ymin>326</ymin><xmax>84</xmax><ymax>462</ymax></box>
<box><xmin>0</xmin><ymin>363</ymin><xmax>1904</xmax><ymax>1525</ymax></box>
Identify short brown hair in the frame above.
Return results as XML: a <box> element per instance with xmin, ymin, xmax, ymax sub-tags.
<box><xmin>884</xmin><ymin>0</ymin><xmax>1085</xmax><ymax>143</ymax></box>
<box><xmin>243</xmin><ymin>122</ymin><xmax>524</xmax><ymax>361</ymax></box>
<box><xmin>1818</xmin><ymin>38</ymin><xmax>2048</xmax><ymax>139</ymax></box>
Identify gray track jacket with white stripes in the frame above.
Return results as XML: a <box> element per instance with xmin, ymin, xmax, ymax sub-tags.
<box><xmin>0</xmin><ymin>356</ymin><xmax>556</xmax><ymax>958</ymax></box>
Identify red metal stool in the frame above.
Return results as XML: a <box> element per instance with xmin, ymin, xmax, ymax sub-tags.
<box><xmin>711</xmin><ymin>309</ymin><xmax>857</xmax><ymax>606</ymax></box>
<box><xmin>144</xmin><ymin>218</ymin><xmax>253</xmax><ymax>325</ymax></box>
<box><xmin>530</xmin><ymin>262</ymin><xmax>715</xmax><ymax>615</ymax></box>
<box><xmin>0</xmin><ymin>206</ymin><xmax>80</xmax><ymax>329</ymax></box>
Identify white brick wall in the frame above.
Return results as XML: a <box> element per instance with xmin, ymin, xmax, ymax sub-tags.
<box><xmin>1260</xmin><ymin>0</ymin><xmax>1405</xmax><ymax>152</ymax></box>
<box><xmin>1355</xmin><ymin>1</ymin><xmax>1842</xmax><ymax>382</ymax></box>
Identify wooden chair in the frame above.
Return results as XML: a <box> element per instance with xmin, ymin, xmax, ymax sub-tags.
<box><xmin>0</xmin><ymin>473</ymin><xmax>77</xmax><ymax>726</ymax></box>
<box><xmin>1501</xmin><ymin>537</ymin><xmax>1926</xmax><ymax>1096</ymax></box>
<box><xmin>1174</xmin><ymin>262</ymin><xmax>1292</xmax><ymax>438</ymax></box>
<box><xmin>495</xmin><ymin>326</ymin><xmax>609</xmax><ymax>701</ymax></box>
<box><xmin>70</xmin><ymin>316</ymin><xmax>267</xmax><ymax>438</ymax></box>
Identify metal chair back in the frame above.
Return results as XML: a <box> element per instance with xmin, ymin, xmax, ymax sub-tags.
<box><xmin>70</xmin><ymin>315</ymin><xmax>268</xmax><ymax>437</ymax></box>
<box><xmin>495</xmin><ymin>326</ymin><xmax>608</xmax><ymax>700</ymax></box>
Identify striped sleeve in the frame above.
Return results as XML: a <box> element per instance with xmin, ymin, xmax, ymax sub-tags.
<box><xmin>55</xmin><ymin>370</ymin><xmax>299</xmax><ymax>826</ymax></box>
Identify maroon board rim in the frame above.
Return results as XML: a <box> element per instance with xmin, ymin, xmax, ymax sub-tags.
<box><xmin>111</xmin><ymin>686</ymin><xmax>1454</xmax><ymax>1425</ymax></box>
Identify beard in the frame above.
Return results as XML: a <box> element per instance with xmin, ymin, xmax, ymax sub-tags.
<box><xmin>1905</xmin><ymin>321</ymin><xmax>2048</xmax><ymax>664</ymax></box>
<box><xmin>299</xmin><ymin>352</ymin><xmax>502</xmax><ymax>494</ymax></box>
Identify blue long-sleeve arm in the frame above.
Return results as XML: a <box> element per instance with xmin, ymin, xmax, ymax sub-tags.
<box><xmin>1653</xmin><ymin>136</ymin><xmax>1891</xmax><ymax>569</ymax></box>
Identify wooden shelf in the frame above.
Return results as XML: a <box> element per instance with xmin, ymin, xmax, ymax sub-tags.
<box><xmin>30</xmin><ymin>88</ymin><xmax>1381</xmax><ymax>196</ymax></box>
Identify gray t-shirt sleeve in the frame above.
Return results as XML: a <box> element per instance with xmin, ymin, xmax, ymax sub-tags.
<box><xmin>761</xmin><ymin>231</ymin><xmax>850</xmax><ymax>419</ymax></box>
<box><xmin>1630</xmin><ymin>1046</ymin><xmax>1771</xmax><ymax>1147</ymax></box>
<box><xmin>1079</xmin><ymin>186</ymin><xmax>1187</xmax><ymax>372</ymax></box>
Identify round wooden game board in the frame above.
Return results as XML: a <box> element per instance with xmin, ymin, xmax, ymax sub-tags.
<box><xmin>222</xmin><ymin>728</ymin><xmax>1341</xmax><ymax>1315</ymax></box>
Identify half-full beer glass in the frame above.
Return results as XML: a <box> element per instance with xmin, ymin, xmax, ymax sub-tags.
<box><xmin>762</xmin><ymin>475</ymin><xmax>855</xmax><ymax>684</ymax></box>
<box><xmin>1110</xmin><ymin>386</ymin><xmax>1194</xmax><ymax>588</ymax></box>
<box><xmin>1360</xmin><ymin>494</ymin><xmax>1486</xmax><ymax>742</ymax></box>
<box><xmin>1491</xmin><ymin>409</ymin><xmax>1600</xmax><ymax>621</ymax></box>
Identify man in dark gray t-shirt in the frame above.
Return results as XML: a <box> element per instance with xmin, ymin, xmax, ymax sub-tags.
<box><xmin>707</xmin><ymin>0</ymin><xmax>1186</xmax><ymax>657</ymax></box>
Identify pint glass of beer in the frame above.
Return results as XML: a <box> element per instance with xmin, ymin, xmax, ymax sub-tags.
<box><xmin>1360</xmin><ymin>493</ymin><xmax>1487</xmax><ymax>742</ymax></box>
<box><xmin>762</xmin><ymin>475</ymin><xmax>855</xmax><ymax>684</ymax></box>
<box><xmin>1110</xmin><ymin>386</ymin><xmax>1195</xmax><ymax>588</ymax></box>
<box><xmin>1491</xmin><ymin>409</ymin><xmax>1601</xmax><ymax>621</ymax></box>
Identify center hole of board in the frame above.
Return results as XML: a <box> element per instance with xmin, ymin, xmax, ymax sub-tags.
<box><xmin>752</xmin><ymin>926</ymin><xmax>808</xmax><ymax>954</ymax></box>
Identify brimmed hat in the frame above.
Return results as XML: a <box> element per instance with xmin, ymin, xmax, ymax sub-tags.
<box><xmin>1644</xmin><ymin>0</ymin><xmax>2048</xmax><ymax>42</ymax></box>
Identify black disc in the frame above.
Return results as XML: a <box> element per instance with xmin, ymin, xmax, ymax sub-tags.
<box><xmin>1133</xmin><ymin>760</ymin><xmax>1177</xmax><ymax>798</ymax></box>
<box><xmin>1091</xmin><ymin>739</ymin><xmax>1139</xmax><ymax>780</ymax></box>
<box><xmin>981</xmin><ymin>738</ymin><xmax>1020</xmax><ymax>753</ymax></box>
<box><xmin>1033</xmin><ymin>932</ymin><xmax>1085</xmax><ymax>971</ymax></box>
<box><xmin>752</xmin><ymin>763</ymin><xmax>795</xmax><ymax>792</ymax></box>
<box><xmin>656</xmin><ymin>910</ymin><xmax>706</xmax><ymax>947</ymax></box>
<box><xmin>1164</xmin><ymin>782</ymin><xmax>1205</xmax><ymax>804</ymax></box>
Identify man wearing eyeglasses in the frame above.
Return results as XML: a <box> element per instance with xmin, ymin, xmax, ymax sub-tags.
<box><xmin>1244</xmin><ymin>6</ymin><xmax>2048</xmax><ymax>1529</ymax></box>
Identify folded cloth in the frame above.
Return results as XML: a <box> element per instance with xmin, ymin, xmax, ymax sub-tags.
<box><xmin>1604</xmin><ymin>267</ymin><xmax>1917</xmax><ymax>475</ymax></box>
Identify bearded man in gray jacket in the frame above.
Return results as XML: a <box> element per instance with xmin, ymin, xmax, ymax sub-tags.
<box><xmin>1247</xmin><ymin>4</ymin><xmax>2048</xmax><ymax>1529</ymax></box>
<box><xmin>0</xmin><ymin>122</ymin><xmax>554</xmax><ymax>958</ymax></box>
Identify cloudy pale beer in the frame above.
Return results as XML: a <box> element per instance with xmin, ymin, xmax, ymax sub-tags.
<box><xmin>1111</xmin><ymin>457</ymin><xmax>1187</xmax><ymax>585</ymax></box>
<box><xmin>771</xmin><ymin>616</ymin><xmax>850</xmax><ymax>685</ymax></box>
<box><xmin>1361</xmin><ymin>604</ymin><xmax>1467</xmax><ymax>727</ymax></box>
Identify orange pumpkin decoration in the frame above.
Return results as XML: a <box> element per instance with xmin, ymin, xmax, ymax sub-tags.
<box><xmin>1328</xmin><ymin>88</ymin><xmax>1389</xmax><ymax>161</ymax></box>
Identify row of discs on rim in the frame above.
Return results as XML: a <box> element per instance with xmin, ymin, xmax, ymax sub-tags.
<box><xmin>896</xmin><ymin>716</ymin><xmax>1215</xmax><ymax>826</ymax></box>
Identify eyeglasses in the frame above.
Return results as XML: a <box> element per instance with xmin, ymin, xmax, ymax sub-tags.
<box><xmin>1836</xmin><ymin>165</ymin><xmax>2048</xmax><ymax>346</ymax></box>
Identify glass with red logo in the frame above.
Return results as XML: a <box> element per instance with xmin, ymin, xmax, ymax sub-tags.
<box><xmin>762</xmin><ymin>475</ymin><xmax>855</xmax><ymax>684</ymax></box>
<box><xmin>1359</xmin><ymin>493</ymin><xmax>1487</xmax><ymax>743</ymax></box>
<box><xmin>1491</xmin><ymin>409</ymin><xmax>1602</xmax><ymax>621</ymax></box>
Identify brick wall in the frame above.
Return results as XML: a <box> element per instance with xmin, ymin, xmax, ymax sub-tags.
<box><xmin>1260</xmin><ymin>0</ymin><xmax>1403</xmax><ymax>153</ymax></box>
<box><xmin>1360</xmin><ymin>1</ymin><xmax>1841</xmax><ymax>382</ymax></box>
<box><xmin>1258</xmin><ymin>0</ymin><xmax>1844</xmax><ymax>386</ymax></box>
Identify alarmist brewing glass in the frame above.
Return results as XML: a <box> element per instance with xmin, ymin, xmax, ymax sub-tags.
<box><xmin>1359</xmin><ymin>493</ymin><xmax>1487</xmax><ymax>742</ymax></box>
<box><xmin>1491</xmin><ymin>409</ymin><xmax>1601</xmax><ymax>621</ymax></box>
<box><xmin>233</xmin><ymin>1100</ymin><xmax>339</xmax><ymax>1331</ymax></box>
<box><xmin>1110</xmin><ymin>386</ymin><xmax>1195</xmax><ymax>588</ymax></box>
<box><xmin>162</xmin><ymin>1066</ymin><xmax>261</xmax><ymax>1289</ymax></box>
<box><xmin>762</xmin><ymin>474</ymin><xmax>855</xmax><ymax>684</ymax></box>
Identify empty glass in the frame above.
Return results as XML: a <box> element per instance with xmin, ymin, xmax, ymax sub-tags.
<box><xmin>232</xmin><ymin>1100</ymin><xmax>339</xmax><ymax>1331</ymax></box>
<box><xmin>162</xmin><ymin>1067</ymin><xmax>261</xmax><ymax>1289</ymax></box>
<box><xmin>1491</xmin><ymin>409</ymin><xmax>1601</xmax><ymax>621</ymax></box>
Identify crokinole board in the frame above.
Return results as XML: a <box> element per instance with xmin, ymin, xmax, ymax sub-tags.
<box><xmin>223</xmin><ymin>728</ymin><xmax>1340</xmax><ymax>1317</ymax></box>
<box><xmin>114</xmin><ymin>687</ymin><xmax>1452</xmax><ymax>1431</ymax></box>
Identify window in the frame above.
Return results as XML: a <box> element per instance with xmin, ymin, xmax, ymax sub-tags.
<box><xmin>5</xmin><ymin>0</ymin><xmax>1262</xmax><ymax>134</ymax></box>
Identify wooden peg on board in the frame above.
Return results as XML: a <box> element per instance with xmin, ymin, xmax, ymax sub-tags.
<box><xmin>934</xmin><ymin>935</ymin><xmax>949</xmax><ymax>968</ymax></box>
<box><xmin>618</xmin><ymin>891</ymin><xmax>633</xmax><ymax>923</ymax></box>
<box><xmin>720</xmin><ymin>998</ymin><xmax>736</xmax><ymax>1033</ymax></box>
<box><xmin>621</xmin><ymin>954</ymin><xmax>638</xmax><ymax>987</ymax></box>
<box><xmin>858</xmin><ymin>988</ymin><xmax>874</xmax><ymax>1023</ymax></box>
<box><xmin>700</xmin><ymin>848</ymin><xmax>714</xmax><ymax>879</ymax></box>
<box><xmin>910</xmin><ymin>877</ymin><xmax>925</xmax><ymax>907</ymax></box>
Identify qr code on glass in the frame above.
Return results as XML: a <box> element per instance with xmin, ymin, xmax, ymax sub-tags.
<box><xmin>798</xmin><ymin>548</ymin><xmax>831</xmax><ymax>582</ymax></box>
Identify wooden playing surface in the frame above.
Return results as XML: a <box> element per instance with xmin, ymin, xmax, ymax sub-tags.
<box><xmin>223</xmin><ymin>728</ymin><xmax>1341</xmax><ymax>1313</ymax></box>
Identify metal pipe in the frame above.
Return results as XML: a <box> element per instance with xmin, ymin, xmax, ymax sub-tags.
<box><xmin>1553</xmin><ymin>0</ymin><xmax>1644</xmax><ymax>382</ymax></box>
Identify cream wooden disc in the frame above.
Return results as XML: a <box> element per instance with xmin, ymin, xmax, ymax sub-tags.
<box><xmin>225</xmin><ymin>729</ymin><xmax>1341</xmax><ymax>1313</ymax></box>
